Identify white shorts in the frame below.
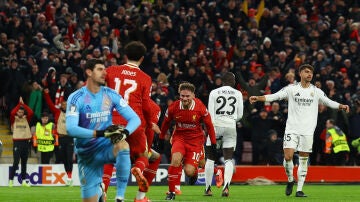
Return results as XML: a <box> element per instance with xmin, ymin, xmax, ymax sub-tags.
<box><xmin>206</xmin><ymin>126</ymin><xmax>237</xmax><ymax>149</ymax></box>
<box><xmin>283</xmin><ymin>133</ymin><xmax>313</xmax><ymax>153</ymax></box>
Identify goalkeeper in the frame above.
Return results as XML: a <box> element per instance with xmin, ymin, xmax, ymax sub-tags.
<box><xmin>66</xmin><ymin>59</ymin><xmax>141</xmax><ymax>202</ymax></box>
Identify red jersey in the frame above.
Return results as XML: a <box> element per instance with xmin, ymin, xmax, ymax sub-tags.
<box><xmin>145</xmin><ymin>99</ymin><xmax>161</xmax><ymax>148</ymax></box>
<box><xmin>160</xmin><ymin>98</ymin><xmax>216</xmax><ymax>146</ymax></box>
<box><xmin>106</xmin><ymin>63</ymin><xmax>152</xmax><ymax>127</ymax></box>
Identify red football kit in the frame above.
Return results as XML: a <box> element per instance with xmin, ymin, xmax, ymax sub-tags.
<box><xmin>160</xmin><ymin>98</ymin><xmax>216</xmax><ymax>167</ymax></box>
<box><xmin>106</xmin><ymin>63</ymin><xmax>152</xmax><ymax>156</ymax></box>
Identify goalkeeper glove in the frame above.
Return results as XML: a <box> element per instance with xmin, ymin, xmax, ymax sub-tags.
<box><xmin>96</xmin><ymin>125</ymin><xmax>129</xmax><ymax>144</ymax></box>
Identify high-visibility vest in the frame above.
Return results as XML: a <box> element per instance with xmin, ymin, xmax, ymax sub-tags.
<box><xmin>35</xmin><ymin>122</ymin><xmax>55</xmax><ymax>152</ymax></box>
<box><xmin>327</xmin><ymin>128</ymin><xmax>350</xmax><ymax>154</ymax></box>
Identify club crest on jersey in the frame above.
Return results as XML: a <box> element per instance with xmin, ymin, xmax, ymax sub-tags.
<box><xmin>68</xmin><ymin>104</ymin><xmax>78</xmax><ymax>116</ymax></box>
<box><xmin>192</xmin><ymin>115</ymin><xmax>197</xmax><ymax>121</ymax></box>
<box><xmin>311</xmin><ymin>92</ymin><xmax>314</xmax><ymax>97</ymax></box>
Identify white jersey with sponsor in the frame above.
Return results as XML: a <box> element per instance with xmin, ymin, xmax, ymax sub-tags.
<box><xmin>208</xmin><ymin>85</ymin><xmax>243</xmax><ymax>128</ymax></box>
<box><xmin>265</xmin><ymin>83</ymin><xmax>340</xmax><ymax>136</ymax></box>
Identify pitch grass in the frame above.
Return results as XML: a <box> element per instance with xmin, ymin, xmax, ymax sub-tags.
<box><xmin>0</xmin><ymin>184</ymin><xmax>358</xmax><ymax>202</ymax></box>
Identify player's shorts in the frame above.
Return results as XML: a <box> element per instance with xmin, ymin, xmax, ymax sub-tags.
<box><xmin>172</xmin><ymin>139</ymin><xmax>203</xmax><ymax>168</ymax></box>
<box><xmin>126</xmin><ymin>127</ymin><xmax>148</xmax><ymax>159</ymax></box>
<box><xmin>76</xmin><ymin>138</ymin><xmax>115</xmax><ymax>198</ymax></box>
<box><xmin>283</xmin><ymin>133</ymin><xmax>313</xmax><ymax>153</ymax></box>
<box><xmin>206</xmin><ymin>126</ymin><xmax>237</xmax><ymax>149</ymax></box>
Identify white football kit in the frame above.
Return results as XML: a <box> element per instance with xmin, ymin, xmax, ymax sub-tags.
<box><xmin>206</xmin><ymin>86</ymin><xmax>243</xmax><ymax>148</ymax></box>
<box><xmin>265</xmin><ymin>83</ymin><xmax>340</xmax><ymax>152</ymax></box>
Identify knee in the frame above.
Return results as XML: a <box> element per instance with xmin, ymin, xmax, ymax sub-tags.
<box><xmin>284</xmin><ymin>154</ymin><xmax>293</xmax><ymax>161</ymax></box>
<box><xmin>183</xmin><ymin>165</ymin><xmax>196</xmax><ymax>176</ymax></box>
<box><xmin>114</xmin><ymin>141</ymin><xmax>129</xmax><ymax>152</ymax></box>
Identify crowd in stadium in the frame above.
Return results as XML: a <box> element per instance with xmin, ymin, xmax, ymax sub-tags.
<box><xmin>0</xmin><ymin>0</ymin><xmax>360</xmax><ymax>166</ymax></box>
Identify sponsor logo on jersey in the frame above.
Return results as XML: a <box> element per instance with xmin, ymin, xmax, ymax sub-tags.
<box><xmin>295</xmin><ymin>93</ymin><xmax>300</xmax><ymax>96</ymax></box>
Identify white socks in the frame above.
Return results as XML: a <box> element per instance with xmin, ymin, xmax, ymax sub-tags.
<box><xmin>205</xmin><ymin>159</ymin><xmax>215</xmax><ymax>188</ymax></box>
<box><xmin>297</xmin><ymin>156</ymin><xmax>308</xmax><ymax>192</ymax></box>
<box><xmin>283</xmin><ymin>159</ymin><xmax>294</xmax><ymax>182</ymax></box>
<box><xmin>223</xmin><ymin>159</ymin><xmax>234</xmax><ymax>188</ymax></box>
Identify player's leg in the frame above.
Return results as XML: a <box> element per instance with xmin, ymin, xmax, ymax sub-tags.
<box><xmin>143</xmin><ymin>149</ymin><xmax>161</xmax><ymax>185</ymax></box>
<box><xmin>77</xmin><ymin>152</ymin><xmax>105</xmax><ymax>202</ymax></box>
<box><xmin>221</xmin><ymin>128</ymin><xmax>237</xmax><ymax>197</ymax></box>
<box><xmin>295</xmin><ymin>135</ymin><xmax>312</xmax><ymax>197</ymax></box>
<box><xmin>183</xmin><ymin>145</ymin><xmax>203</xmax><ymax>185</ymax></box>
<box><xmin>166</xmin><ymin>141</ymin><xmax>185</xmax><ymax>200</ymax></box>
<box><xmin>112</xmin><ymin>139</ymin><xmax>131</xmax><ymax>201</ymax></box>
<box><xmin>204</xmin><ymin>143</ymin><xmax>215</xmax><ymax>196</ymax></box>
<box><xmin>296</xmin><ymin>152</ymin><xmax>309</xmax><ymax>197</ymax></box>
<box><xmin>222</xmin><ymin>148</ymin><xmax>234</xmax><ymax>197</ymax></box>
<box><xmin>127</xmin><ymin>130</ymin><xmax>150</xmax><ymax>194</ymax></box>
<box><xmin>102</xmin><ymin>163</ymin><xmax>114</xmax><ymax>192</ymax></box>
<box><xmin>283</xmin><ymin>133</ymin><xmax>297</xmax><ymax>196</ymax></box>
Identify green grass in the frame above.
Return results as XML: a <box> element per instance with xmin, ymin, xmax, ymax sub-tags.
<box><xmin>0</xmin><ymin>184</ymin><xmax>358</xmax><ymax>202</ymax></box>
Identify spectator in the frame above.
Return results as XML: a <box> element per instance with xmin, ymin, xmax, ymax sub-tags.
<box><xmin>53</xmin><ymin>33</ymin><xmax>80</xmax><ymax>52</ymax></box>
<box><xmin>43</xmin><ymin>88</ymin><xmax>74</xmax><ymax>186</ymax></box>
<box><xmin>8</xmin><ymin>97</ymin><xmax>33</xmax><ymax>187</ymax></box>
<box><xmin>249</xmin><ymin>108</ymin><xmax>273</xmax><ymax>165</ymax></box>
<box><xmin>32</xmin><ymin>111</ymin><xmax>56</xmax><ymax>164</ymax></box>
<box><xmin>324</xmin><ymin>119</ymin><xmax>350</xmax><ymax>165</ymax></box>
<box><xmin>265</xmin><ymin>129</ymin><xmax>283</xmax><ymax>165</ymax></box>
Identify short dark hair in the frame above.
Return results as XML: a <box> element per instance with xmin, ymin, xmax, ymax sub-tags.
<box><xmin>327</xmin><ymin>118</ymin><xmax>335</xmax><ymax>125</ymax></box>
<box><xmin>221</xmin><ymin>72</ymin><xmax>236</xmax><ymax>87</ymax></box>
<box><xmin>299</xmin><ymin>64</ymin><xmax>314</xmax><ymax>72</ymax></box>
<box><xmin>85</xmin><ymin>58</ymin><xmax>104</xmax><ymax>71</ymax></box>
<box><xmin>124</xmin><ymin>41</ymin><xmax>147</xmax><ymax>61</ymax></box>
<box><xmin>178</xmin><ymin>82</ymin><xmax>195</xmax><ymax>93</ymax></box>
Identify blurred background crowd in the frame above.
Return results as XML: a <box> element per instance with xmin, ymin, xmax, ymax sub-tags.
<box><xmin>0</xmin><ymin>0</ymin><xmax>359</xmax><ymax>166</ymax></box>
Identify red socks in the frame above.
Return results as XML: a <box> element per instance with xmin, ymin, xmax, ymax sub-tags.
<box><xmin>102</xmin><ymin>164</ymin><xmax>114</xmax><ymax>192</ymax></box>
<box><xmin>143</xmin><ymin>156</ymin><xmax>161</xmax><ymax>186</ymax></box>
<box><xmin>168</xmin><ymin>166</ymin><xmax>182</xmax><ymax>192</ymax></box>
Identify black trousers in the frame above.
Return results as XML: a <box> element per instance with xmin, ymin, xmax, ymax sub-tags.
<box><xmin>57</xmin><ymin>136</ymin><xmax>74</xmax><ymax>172</ymax></box>
<box><xmin>40</xmin><ymin>151</ymin><xmax>53</xmax><ymax>164</ymax></box>
<box><xmin>9</xmin><ymin>140</ymin><xmax>31</xmax><ymax>181</ymax></box>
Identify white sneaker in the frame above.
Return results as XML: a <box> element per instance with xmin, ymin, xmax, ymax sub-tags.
<box><xmin>66</xmin><ymin>178</ymin><xmax>73</xmax><ymax>186</ymax></box>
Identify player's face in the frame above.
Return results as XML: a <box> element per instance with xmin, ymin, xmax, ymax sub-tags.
<box><xmin>300</xmin><ymin>68</ymin><xmax>313</xmax><ymax>83</ymax></box>
<box><xmin>90</xmin><ymin>64</ymin><xmax>107</xmax><ymax>85</ymax></box>
<box><xmin>179</xmin><ymin>89</ymin><xmax>194</xmax><ymax>108</ymax></box>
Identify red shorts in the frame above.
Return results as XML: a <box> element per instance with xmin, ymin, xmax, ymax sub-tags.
<box><xmin>172</xmin><ymin>139</ymin><xmax>203</xmax><ymax>168</ymax></box>
<box><xmin>126</xmin><ymin>127</ymin><xmax>148</xmax><ymax>160</ymax></box>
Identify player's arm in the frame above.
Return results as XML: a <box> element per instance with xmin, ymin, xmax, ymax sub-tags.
<box><xmin>112</xmin><ymin>92</ymin><xmax>141</xmax><ymax>134</ymax></box>
<box><xmin>317</xmin><ymin>88</ymin><xmax>349</xmax><ymax>112</ymax></box>
<box><xmin>66</xmin><ymin>93</ymin><xmax>96</xmax><ymax>138</ymax></box>
<box><xmin>237</xmin><ymin>92</ymin><xmax>244</xmax><ymax>121</ymax></box>
<box><xmin>202</xmin><ymin>105</ymin><xmax>216</xmax><ymax>145</ymax></box>
<box><xmin>159</xmin><ymin>108</ymin><xmax>172</xmax><ymax>140</ymax></box>
<box><xmin>207</xmin><ymin>91</ymin><xmax>216</xmax><ymax>122</ymax></box>
<box><xmin>249</xmin><ymin>86</ymin><xmax>288</xmax><ymax>104</ymax></box>
<box><xmin>148</xmin><ymin>100</ymin><xmax>161</xmax><ymax>133</ymax></box>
